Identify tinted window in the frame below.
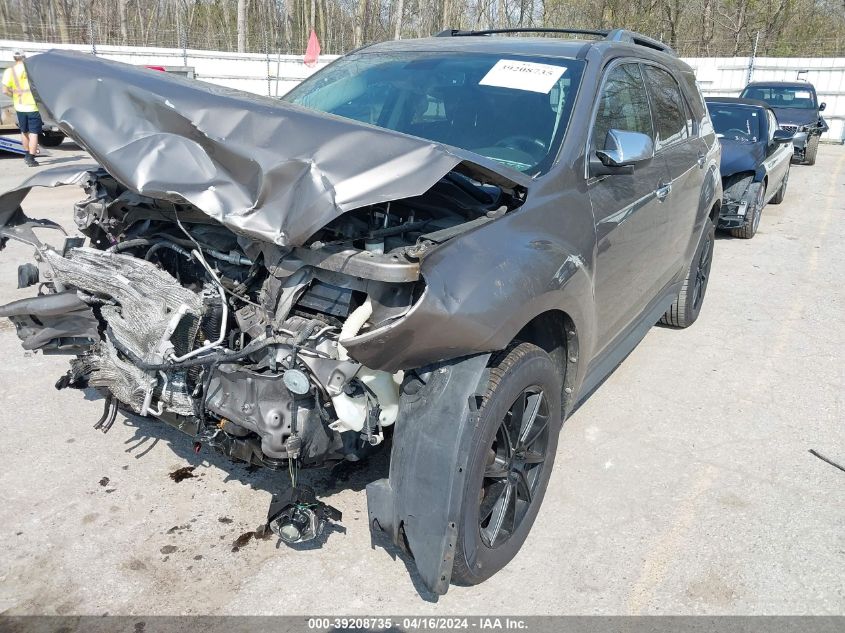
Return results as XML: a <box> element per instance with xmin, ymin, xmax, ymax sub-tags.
<box><xmin>642</xmin><ymin>65</ymin><xmax>689</xmax><ymax>149</ymax></box>
<box><xmin>285</xmin><ymin>52</ymin><xmax>585</xmax><ymax>175</ymax></box>
<box><xmin>593</xmin><ymin>63</ymin><xmax>653</xmax><ymax>150</ymax></box>
<box><xmin>741</xmin><ymin>85</ymin><xmax>816</xmax><ymax>109</ymax></box>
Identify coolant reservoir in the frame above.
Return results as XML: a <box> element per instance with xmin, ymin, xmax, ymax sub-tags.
<box><xmin>329</xmin><ymin>392</ymin><xmax>367</xmax><ymax>432</ymax></box>
<box><xmin>329</xmin><ymin>369</ymin><xmax>404</xmax><ymax>433</ymax></box>
<box><xmin>359</xmin><ymin>369</ymin><xmax>403</xmax><ymax>426</ymax></box>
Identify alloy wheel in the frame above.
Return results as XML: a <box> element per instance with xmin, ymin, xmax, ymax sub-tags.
<box><xmin>479</xmin><ymin>386</ymin><xmax>550</xmax><ymax>548</ymax></box>
<box><xmin>692</xmin><ymin>229</ymin><xmax>713</xmax><ymax>310</ymax></box>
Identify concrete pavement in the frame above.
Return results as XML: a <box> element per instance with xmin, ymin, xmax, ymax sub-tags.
<box><xmin>0</xmin><ymin>140</ymin><xmax>842</xmax><ymax>615</ymax></box>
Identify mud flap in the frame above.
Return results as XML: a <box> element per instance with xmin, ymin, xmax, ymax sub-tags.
<box><xmin>366</xmin><ymin>352</ymin><xmax>490</xmax><ymax>595</ymax></box>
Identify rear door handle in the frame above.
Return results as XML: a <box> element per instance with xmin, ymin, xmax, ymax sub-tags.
<box><xmin>697</xmin><ymin>153</ymin><xmax>706</xmax><ymax>168</ymax></box>
<box><xmin>655</xmin><ymin>182</ymin><xmax>672</xmax><ymax>201</ymax></box>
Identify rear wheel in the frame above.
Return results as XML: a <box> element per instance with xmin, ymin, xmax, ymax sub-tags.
<box><xmin>451</xmin><ymin>343</ymin><xmax>562</xmax><ymax>586</ymax></box>
<box><xmin>804</xmin><ymin>135</ymin><xmax>819</xmax><ymax>165</ymax></box>
<box><xmin>660</xmin><ymin>219</ymin><xmax>715</xmax><ymax>328</ymax></box>
<box><xmin>730</xmin><ymin>181</ymin><xmax>765</xmax><ymax>239</ymax></box>
<box><xmin>769</xmin><ymin>166</ymin><xmax>789</xmax><ymax>205</ymax></box>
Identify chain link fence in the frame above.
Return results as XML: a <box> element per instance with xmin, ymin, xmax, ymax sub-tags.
<box><xmin>3</xmin><ymin>17</ymin><xmax>845</xmax><ymax>58</ymax></box>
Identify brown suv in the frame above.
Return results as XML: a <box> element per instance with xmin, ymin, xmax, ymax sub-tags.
<box><xmin>0</xmin><ymin>28</ymin><xmax>720</xmax><ymax>593</ymax></box>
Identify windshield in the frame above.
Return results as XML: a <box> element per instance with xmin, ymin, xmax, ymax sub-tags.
<box><xmin>741</xmin><ymin>86</ymin><xmax>816</xmax><ymax>110</ymax></box>
<box><xmin>707</xmin><ymin>104</ymin><xmax>761</xmax><ymax>142</ymax></box>
<box><xmin>284</xmin><ymin>51</ymin><xmax>585</xmax><ymax>175</ymax></box>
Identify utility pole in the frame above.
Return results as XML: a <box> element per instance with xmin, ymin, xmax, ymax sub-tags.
<box><xmin>746</xmin><ymin>31</ymin><xmax>760</xmax><ymax>84</ymax></box>
<box><xmin>237</xmin><ymin>0</ymin><xmax>247</xmax><ymax>53</ymax></box>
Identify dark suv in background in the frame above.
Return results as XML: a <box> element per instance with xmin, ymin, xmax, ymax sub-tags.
<box><xmin>740</xmin><ymin>81</ymin><xmax>828</xmax><ymax>165</ymax></box>
<box><xmin>1</xmin><ymin>29</ymin><xmax>720</xmax><ymax>593</ymax></box>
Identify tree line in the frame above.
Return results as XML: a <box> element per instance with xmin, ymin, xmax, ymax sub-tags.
<box><xmin>1</xmin><ymin>0</ymin><xmax>844</xmax><ymax>57</ymax></box>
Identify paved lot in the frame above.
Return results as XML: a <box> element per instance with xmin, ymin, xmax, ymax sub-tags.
<box><xmin>0</xmin><ymin>140</ymin><xmax>842</xmax><ymax>616</ymax></box>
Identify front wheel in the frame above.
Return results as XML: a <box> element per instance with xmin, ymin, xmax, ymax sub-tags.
<box><xmin>804</xmin><ymin>135</ymin><xmax>819</xmax><ymax>166</ymax></box>
<box><xmin>451</xmin><ymin>342</ymin><xmax>562</xmax><ymax>586</ymax></box>
<box><xmin>730</xmin><ymin>181</ymin><xmax>765</xmax><ymax>239</ymax></box>
<box><xmin>660</xmin><ymin>219</ymin><xmax>715</xmax><ymax>328</ymax></box>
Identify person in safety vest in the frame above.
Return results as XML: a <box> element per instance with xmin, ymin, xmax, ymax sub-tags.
<box><xmin>2</xmin><ymin>50</ymin><xmax>42</xmax><ymax>167</ymax></box>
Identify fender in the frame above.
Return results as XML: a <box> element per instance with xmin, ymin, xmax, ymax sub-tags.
<box><xmin>344</xmin><ymin>195</ymin><xmax>597</xmax><ymax>378</ymax></box>
<box><xmin>366</xmin><ymin>352</ymin><xmax>491</xmax><ymax>595</ymax></box>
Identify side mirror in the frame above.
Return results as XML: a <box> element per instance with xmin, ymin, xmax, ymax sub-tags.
<box><xmin>819</xmin><ymin>102</ymin><xmax>826</xmax><ymax>112</ymax></box>
<box><xmin>773</xmin><ymin>129</ymin><xmax>794</xmax><ymax>143</ymax></box>
<box><xmin>591</xmin><ymin>129</ymin><xmax>654</xmax><ymax>176</ymax></box>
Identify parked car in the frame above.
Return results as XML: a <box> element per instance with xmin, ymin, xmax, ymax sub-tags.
<box><xmin>0</xmin><ymin>31</ymin><xmax>721</xmax><ymax>594</ymax></box>
<box><xmin>705</xmin><ymin>97</ymin><xmax>793</xmax><ymax>239</ymax></box>
<box><xmin>739</xmin><ymin>81</ymin><xmax>827</xmax><ymax>165</ymax></box>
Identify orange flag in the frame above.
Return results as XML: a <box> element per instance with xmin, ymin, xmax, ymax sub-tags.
<box><xmin>304</xmin><ymin>29</ymin><xmax>321</xmax><ymax>67</ymax></box>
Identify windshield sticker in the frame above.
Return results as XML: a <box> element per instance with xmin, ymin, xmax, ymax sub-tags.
<box><xmin>479</xmin><ymin>60</ymin><xmax>566</xmax><ymax>94</ymax></box>
<box><xmin>795</xmin><ymin>90</ymin><xmax>811</xmax><ymax>98</ymax></box>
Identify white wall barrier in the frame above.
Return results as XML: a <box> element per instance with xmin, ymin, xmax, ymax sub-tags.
<box><xmin>1</xmin><ymin>39</ymin><xmax>842</xmax><ymax>142</ymax></box>
<box><xmin>0</xmin><ymin>39</ymin><xmax>340</xmax><ymax>98</ymax></box>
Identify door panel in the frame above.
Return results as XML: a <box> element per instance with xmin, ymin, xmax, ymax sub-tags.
<box><xmin>641</xmin><ymin>64</ymin><xmax>703</xmax><ymax>283</ymax></box>
<box><xmin>765</xmin><ymin>109</ymin><xmax>791</xmax><ymax>192</ymax></box>
<box><xmin>588</xmin><ymin>62</ymin><xmax>673</xmax><ymax>347</ymax></box>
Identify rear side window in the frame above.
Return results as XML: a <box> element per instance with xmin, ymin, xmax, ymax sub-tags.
<box><xmin>593</xmin><ymin>63</ymin><xmax>653</xmax><ymax>150</ymax></box>
<box><xmin>642</xmin><ymin>65</ymin><xmax>689</xmax><ymax>149</ymax></box>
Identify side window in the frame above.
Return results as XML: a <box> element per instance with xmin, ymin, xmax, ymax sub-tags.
<box><xmin>767</xmin><ymin>110</ymin><xmax>778</xmax><ymax>142</ymax></box>
<box><xmin>641</xmin><ymin>65</ymin><xmax>689</xmax><ymax>149</ymax></box>
<box><xmin>592</xmin><ymin>63</ymin><xmax>654</xmax><ymax>150</ymax></box>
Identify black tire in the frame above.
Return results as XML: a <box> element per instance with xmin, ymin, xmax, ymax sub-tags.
<box><xmin>39</xmin><ymin>132</ymin><xmax>64</xmax><ymax>147</ymax></box>
<box><xmin>660</xmin><ymin>219</ymin><xmax>715</xmax><ymax>328</ymax></box>
<box><xmin>729</xmin><ymin>181</ymin><xmax>765</xmax><ymax>239</ymax></box>
<box><xmin>769</xmin><ymin>165</ymin><xmax>789</xmax><ymax>205</ymax></box>
<box><xmin>804</xmin><ymin>135</ymin><xmax>819</xmax><ymax>165</ymax></box>
<box><xmin>451</xmin><ymin>342</ymin><xmax>562</xmax><ymax>586</ymax></box>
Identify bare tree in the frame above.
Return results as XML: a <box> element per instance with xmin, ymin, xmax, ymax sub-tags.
<box><xmin>394</xmin><ymin>0</ymin><xmax>405</xmax><ymax>38</ymax></box>
<box><xmin>354</xmin><ymin>0</ymin><xmax>367</xmax><ymax>45</ymax></box>
<box><xmin>0</xmin><ymin>0</ymin><xmax>843</xmax><ymax>56</ymax></box>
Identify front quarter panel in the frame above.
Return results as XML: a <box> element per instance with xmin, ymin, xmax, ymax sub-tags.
<box><xmin>343</xmin><ymin>178</ymin><xmax>597</xmax><ymax>379</ymax></box>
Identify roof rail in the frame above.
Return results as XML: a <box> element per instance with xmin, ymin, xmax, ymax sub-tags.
<box><xmin>436</xmin><ymin>27</ymin><xmax>610</xmax><ymax>39</ymax></box>
<box><xmin>605</xmin><ymin>29</ymin><xmax>675</xmax><ymax>55</ymax></box>
<box><xmin>436</xmin><ymin>27</ymin><xmax>676</xmax><ymax>56</ymax></box>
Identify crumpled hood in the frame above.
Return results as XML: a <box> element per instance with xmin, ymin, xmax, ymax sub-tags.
<box><xmin>719</xmin><ymin>139</ymin><xmax>765</xmax><ymax>178</ymax></box>
<box><xmin>25</xmin><ymin>50</ymin><xmax>526</xmax><ymax>246</ymax></box>
<box><xmin>770</xmin><ymin>107</ymin><xmax>818</xmax><ymax>127</ymax></box>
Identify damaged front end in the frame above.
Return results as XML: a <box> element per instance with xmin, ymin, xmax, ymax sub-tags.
<box><xmin>718</xmin><ymin>173</ymin><xmax>760</xmax><ymax>230</ymax></box>
<box><xmin>0</xmin><ymin>49</ymin><xmax>535</xmax><ymax>594</ymax></box>
<box><xmin>1</xmin><ymin>163</ymin><xmax>519</xmax><ymax>468</ymax></box>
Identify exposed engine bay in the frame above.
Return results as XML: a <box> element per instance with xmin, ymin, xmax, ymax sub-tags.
<box><xmin>0</xmin><ymin>49</ymin><xmax>541</xmax><ymax>594</ymax></box>
<box><xmin>1</xmin><ymin>168</ymin><xmax>516</xmax><ymax>470</ymax></box>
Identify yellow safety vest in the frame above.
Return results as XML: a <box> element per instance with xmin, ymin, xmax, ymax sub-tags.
<box><xmin>2</xmin><ymin>63</ymin><xmax>38</xmax><ymax>113</ymax></box>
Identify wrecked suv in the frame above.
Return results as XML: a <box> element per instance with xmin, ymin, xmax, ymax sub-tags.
<box><xmin>0</xmin><ymin>29</ymin><xmax>720</xmax><ymax>594</ymax></box>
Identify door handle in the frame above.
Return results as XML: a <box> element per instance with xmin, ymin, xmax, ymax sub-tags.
<box><xmin>696</xmin><ymin>153</ymin><xmax>706</xmax><ymax>168</ymax></box>
<box><xmin>655</xmin><ymin>182</ymin><xmax>672</xmax><ymax>201</ymax></box>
